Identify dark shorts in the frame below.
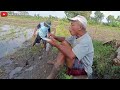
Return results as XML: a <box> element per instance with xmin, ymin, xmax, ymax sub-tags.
<box><xmin>66</xmin><ymin>58</ymin><xmax>87</xmax><ymax>76</ymax></box>
<box><xmin>73</xmin><ymin>58</ymin><xmax>84</xmax><ymax>69</ymax></box>
<box><xmin>33</xmin><ymin>34</ymin><xmax>46</xmax><ymax>46</ymax></box>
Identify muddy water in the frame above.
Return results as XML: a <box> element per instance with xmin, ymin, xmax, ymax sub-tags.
<box><xmin>0</xmin><ymin>25</ymin><xmax>34</xmax><ymax>59</ymax></box>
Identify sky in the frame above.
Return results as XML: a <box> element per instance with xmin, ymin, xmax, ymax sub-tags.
<box><xmin>27</xmin><ymin>11</ymin><xmax>120</xmax><ymax>22</ymax></box>
<box><xmin>28</xmin><ymin>11</ymin><xmax>65</xmax><ymax>18</ymax></box>
<box><xmin>91</xmin><ymin>11</ymin><xmax>120</xmax><ymax>22</ymax></box>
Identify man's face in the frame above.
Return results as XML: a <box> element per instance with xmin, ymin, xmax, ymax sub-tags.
<box><xmin>69</xmin><ymin>21</ymin><xmax>81</xmax><ymax>36</ymax></box>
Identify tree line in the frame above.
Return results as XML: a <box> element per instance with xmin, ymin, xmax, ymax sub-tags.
<box><xmin>64</xmin><ymin>11</ymin><xmax>120</xmax><ymax>27</ymax></box>
<box><xmin>6</xmin><ymin>11</ymin><xmax>120</xmax><ymax>27</ymax></box>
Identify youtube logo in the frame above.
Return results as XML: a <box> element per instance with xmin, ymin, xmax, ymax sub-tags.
<box><xmin>0</xmin><ymin>12</ymin><xmax>8</xmax><ymax>17</ymax></box>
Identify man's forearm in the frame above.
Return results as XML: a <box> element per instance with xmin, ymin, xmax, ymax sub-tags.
<box><xmin>33</xmin><ymin>28</ymin><xmax>37</xmax><ymax>35</ymax></box>
<box><xmin>54</xmin><ymin>36</ymin><xmax>65</xmax><ymax>42</ymax></box>
<box><xmin>55</xmin><ymin>44</ymin><xmax>75</xmax><ymax>60</ymax></box>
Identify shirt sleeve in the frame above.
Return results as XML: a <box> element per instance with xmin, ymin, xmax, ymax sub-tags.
<box><xmin>72</xmin><ymin>43</ymin><xmax>89</xmax><ymax>60</ymax></box>
<box><xmin>65</xmin><ymin>36</ymin><xmax>74</xmax><ymax>45</ymax></box>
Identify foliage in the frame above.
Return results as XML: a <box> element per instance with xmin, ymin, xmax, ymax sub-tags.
<box><xmin>64</xmin><ymin>11</ymin><xmax>92</xmax><ymax>19</ymax></box>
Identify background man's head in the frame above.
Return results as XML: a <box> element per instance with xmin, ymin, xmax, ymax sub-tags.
<box><xmin>44</xmin><ymin>20</ymin><xmax>51</xmax><ymax>28</ymax></box>
<box><xmin>68</xmin><ymin>15</ymin><xmax>87</xmax><ymax>36</ymax></box>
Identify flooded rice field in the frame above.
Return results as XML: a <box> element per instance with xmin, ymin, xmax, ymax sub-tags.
<box><xmin>0</xmin><ymin>25</ymin><xmax>34</xmax><ymax>59</ymax></box>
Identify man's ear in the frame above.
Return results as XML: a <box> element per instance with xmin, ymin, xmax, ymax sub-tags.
<box><xmin>79</xmin><ymin>25</ymin><xmax>82</xmax><ymax>31</ymax></box>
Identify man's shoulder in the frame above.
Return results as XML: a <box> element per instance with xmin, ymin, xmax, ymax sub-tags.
<box><xmin>66</xmin><ymin>36</ymin><xmax>75</xmax><ymax>40</ymax></box>
<box><xmin>81</xmin><ymin>33</ymin><xmax>92</xmax><ymax>42</ymax></box>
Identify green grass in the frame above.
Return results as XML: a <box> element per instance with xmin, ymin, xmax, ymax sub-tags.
<box><xmin>57</xmin><ymin>67</ymin><xmax>73</xmax><ymax>79</ymax></box>
<box><xmin>1</xmin><ymin>16</ymin><xmax>120</xmax><ymax>32</ymax></box>
<box><xmin>31</xmin><ymin>45</ymin><xmax>40</xmax><ymax>54</ymax></box>
<box><xmin>10</xmin><ymin>29</ymin><xmax>16</xmax><ymax>34</ymax></box>
<box><xmin>88</xmin><ymin>24</ymin><xmax>120</xmax><ymax>31</ymax></box>
<box><xmin>0</xmin><ymin>28</ymin><xmax>18</xmax><ymax>41</ymax></box>
<box><xmin>92</xmin><ymin>40</ymin><xmax>120</xmax><ymax>79</ymax></box>
<box><xmin>23</xmin><ymin>31</ymin><xmax>27</xmax><ymax>38</ymax></box>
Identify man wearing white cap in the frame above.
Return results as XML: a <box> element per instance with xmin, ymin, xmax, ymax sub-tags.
<box><xmin>46</xmin><ymin>15</ymin><xmax>94</xmax><ymax>79</ymax></box>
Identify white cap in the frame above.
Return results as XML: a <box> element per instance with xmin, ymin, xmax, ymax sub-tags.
<box><xmin>68</xmin><ymin>15</ymin><xmax>87</xmax><ymax>29</ymax></box>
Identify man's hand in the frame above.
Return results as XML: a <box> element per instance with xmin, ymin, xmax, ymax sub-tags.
<box><xmin>48</xmin><ymin>33</ymin><xmax>56</xmax><ymax>38</ymax></box>
<box><xmin>33</xmin><ymin>33</ymin><xmax>36</xmax><ymax>37</ymax></box>
<box><xmin>47</xmin><ymin>37</ymin><xmax>58</xmax><ymax>47</ymax></box>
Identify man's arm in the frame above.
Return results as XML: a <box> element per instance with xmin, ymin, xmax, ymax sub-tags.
<box><xmin>54</xmin><ymin>36</ymin><xmax>65</xmax><ymax>42</ymax></box>
<box><xmin>55</xmin><ymin>44</ymin><xmax>76</xmax><ymax>60</ymax></box>
<box><xmin>48</xmin><ymin>33</ymin><xmax>65</xmax><ymax>42</ymax></box>
<box><xmin>33</xmin><ymin>24</ymin><xmax>40</xmax><ymax>36</ymax></box>
<box><xmin>48</xmin><ymin>28</ymin><xmax>65</xmax><ymax>42</ymax></box>
<box><xmin>33</xmin><ymin>27</ymin><xmax>37</xmax><ymax>36</ymax></box>
<box><xmin>48</xmin><ymin>37</ymin><xmax>75</xmax><ymax>60</ymax></box>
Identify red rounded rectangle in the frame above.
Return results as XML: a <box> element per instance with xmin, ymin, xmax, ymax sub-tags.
<box><xmin>1</xmin><ymin>12</ymin><xmax>8</xmax><ymax>17</ymax></box>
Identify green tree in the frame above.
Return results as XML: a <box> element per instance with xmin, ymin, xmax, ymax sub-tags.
<box><xmin>94</xmin><ymin>11</ymin><xmax>104</xmax><ymax>23</ymax></box>
<box><xmin>64</xmin><ymin>11</ymin><xmax>92</xmax><ymax>19</ymax></box>
<box><xmin>34</xmin><ymin>14</ymin><xmax>37</xmax><ymax>17</ymax></box>
<box><xmin>37</xmin><ymin>14</ymin><xmax>39</xmax><ymax>18</ymax></box>
<box><xmin>116</xmin><ymin>16</ymin><xmax>120</xmax><ymax>22</ymax></box>
<box><xmin>106</xmin><ymin>15</ymin><xmax>115</xmax><ymax>23</ymax></box>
